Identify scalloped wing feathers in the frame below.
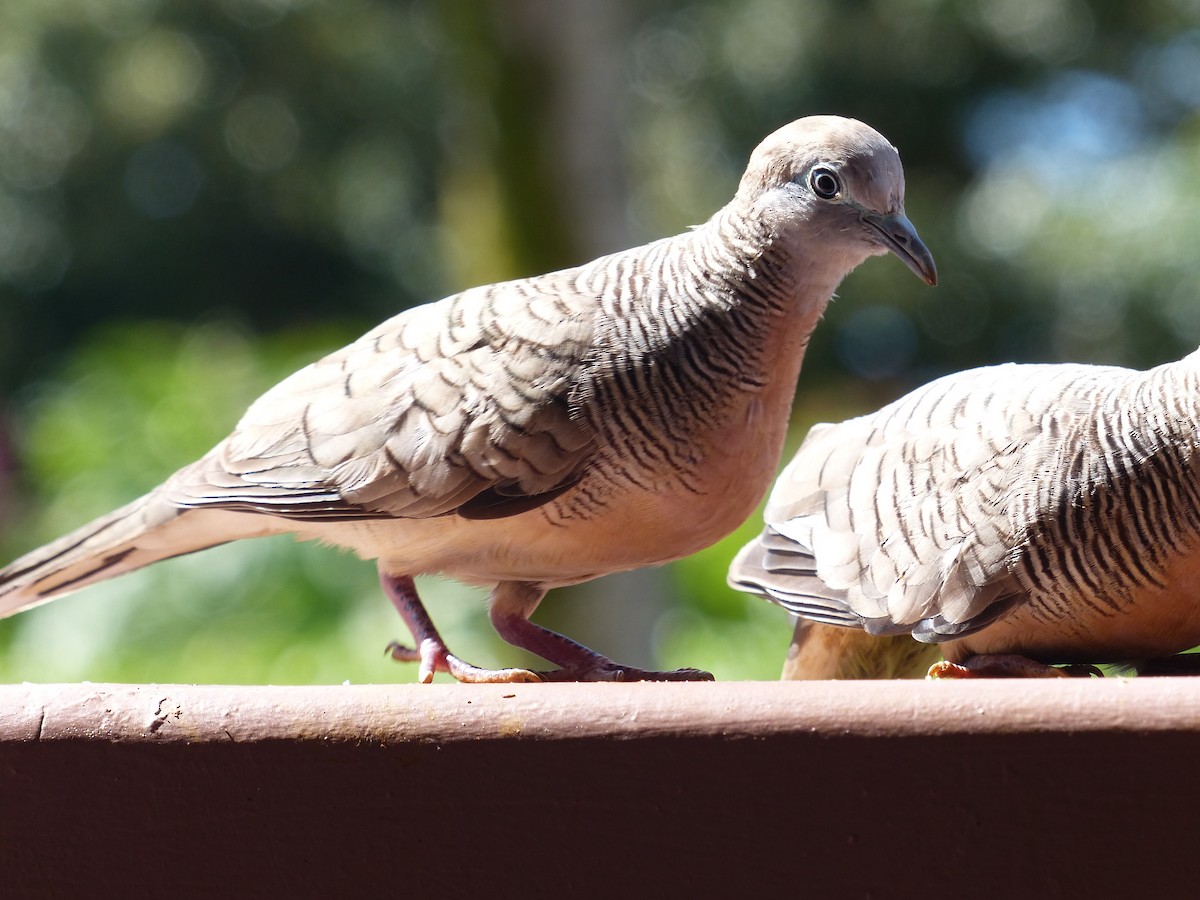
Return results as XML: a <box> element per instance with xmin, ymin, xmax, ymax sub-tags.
<box><xmin>732</xmin><ymin>363</ymin><xmax>1130</xmax><ymax>642</ymax></box>
<box><xmin>166</xmin><ymin>280</ymin><xmax>599</xmax><ymax>520</ymax></box>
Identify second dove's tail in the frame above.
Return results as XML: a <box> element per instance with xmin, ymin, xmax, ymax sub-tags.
<box><xmin>0</xmin><ymin>490</ymin><xmax>250</xmax><ymax>618</ymax></box>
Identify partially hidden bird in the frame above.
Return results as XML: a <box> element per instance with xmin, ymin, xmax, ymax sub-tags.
<box><xmin>780</xmin><ymin>618</ymin><xmax>939</xmax><ymax>680</ymax></box>
<box><xmin>0</xmin><ymin>116</ymin><xmax>935</xmax><ymax>683</ymax></box>
<box><xmin>729</xmin><ymin>351</ymin><xmax>1200</xmax><ymax>678</ymax></box>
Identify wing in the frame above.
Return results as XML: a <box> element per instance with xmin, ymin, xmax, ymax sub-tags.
<box><xmin>731</xmin><ymin>363</ymin><xmax>1122</xmax><ymax>642</ymax></box>
<box><xmin>165</xmin><ymin>275</ymin><xmax>599</xmax><ymax>521</ymax></box>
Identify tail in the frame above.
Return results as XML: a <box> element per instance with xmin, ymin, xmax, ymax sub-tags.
<box><xmin>0</xmin><ymin>490</ymin><xmax>255</xmax><ymax>618</ymax></box>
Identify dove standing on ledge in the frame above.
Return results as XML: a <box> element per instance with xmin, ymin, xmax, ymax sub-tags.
<box><xmin>729</xmin><ymin>350</ymin><xmax>1200</xmax><ymax>678</ymax></box>
<box><xmin>0</xmin><ymin>116</ymin><xmax>935</xmax><ymax>683</ymax></box>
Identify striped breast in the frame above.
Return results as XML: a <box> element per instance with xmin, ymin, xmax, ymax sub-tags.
<box><xmin>553</xmin><ymin>214</ymin><xmax>801</xmax><ymax>523</ymax></box>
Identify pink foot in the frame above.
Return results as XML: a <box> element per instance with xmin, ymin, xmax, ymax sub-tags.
<box><xmin>380</xmin><ymin>572</ymin><xmax>715</xmax><ymax>684</ymax></box>
<box><xmin>384</xmin><ymin>637</ymin><xmax>542</xmax><ymax>684</ymax></box>
<box><xmin>381</xmin><ymin>574</ymin><xmax>544</xmax><ymax>684</ymax></box>
<box><xmin>928</xmin><ymin>654</ymin><xmax>1103</xmax><ymax>679</ymax></box>
<box><xmin>534</xmin><ymin>661</ymin><xmax>714</xmax><ymax>683</ymax></box>
<box><xmin>490</xmin><ymin>611</ymin><xmax>713</xmax><ymax>682</ymax></box>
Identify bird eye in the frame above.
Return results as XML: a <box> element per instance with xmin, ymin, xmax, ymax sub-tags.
<box><xmin>809</xmin><ymin>166</ymin><xmax>841</xmax><ymax>200</ymax></box>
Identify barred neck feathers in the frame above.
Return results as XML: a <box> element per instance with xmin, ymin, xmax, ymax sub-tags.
<box><xmin>1142</xmin><ymin>348</ymin><xmax>1200</xmax><ymax>447</ymax></box>
<box><xmin>1083</xmin><ymin>352</ymin><xmax>1200</xmax><ymax>481</ymax></box>
<box><xmin>571</xmin><ymin>214</ymin><xmax>798</xmax><ymax>423</ymax></box>
<box><xmin>579</xmin><ymin>207</ymin><xmax>798</xmax><ymax>372</ymax></box>
<box><xmin>558</xmin><ymin>115</ymin><xmax>934</xmax><ymax>505</ymax></box>
<box><xmin>562</xmin><ymin>211</ymin><xmax>840</xmax><ymax>512</ymax></box>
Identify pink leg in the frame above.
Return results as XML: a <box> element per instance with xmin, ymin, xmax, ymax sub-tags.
<box><xmin>928</xmin><ymin>654</ymin><xmax>1103</xmax><ymax>679</ymax></box>
<box><xmin>487</xmin><ymin>581</ymin><xmax>713</xmax><ymax>683</ymax></box>
<box><xmin>381</xmin><ymin>573</ymin><xmax>541</xmax><ymax>684</ymax></box>
<box><xmin>382</xmin><ymin>574</ymin><xmax>714</xmax><ymax>684</ymax></box>
<box><xmin>489</xmin><ymin>612</ymin><xmax>713</xmax><ymax>682</ymax></box>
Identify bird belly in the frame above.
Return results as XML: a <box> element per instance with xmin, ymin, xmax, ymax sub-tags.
<box><xmin>302</xmin><ymin>372</ymin><xmax>791</xmax><ymax>586</ymax></box>
<box><xmin>942</xmin><ymin>544</ymin><xmax>1200</xmax><ymax>664</ymax></box>
<box><xmin>309</xmin><ymin>441</ymin><xmax>777</xmax><ymax>588</ymax></box>
<box><xmin>330</xmin><ymin>481</ymin><xmax>751</xmax><ymax>585</ymax></box>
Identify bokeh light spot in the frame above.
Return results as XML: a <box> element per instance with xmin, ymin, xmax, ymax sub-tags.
<box><xmin>102</xmin><ymin>29</ymin><xmax>206</xmax><ymax>134</ymax></box>
<box><xmin>225</xmin><ymin>94</ymin><xmax>300</xmax><ymax>172</ymax></box>
<box><xmin>123</xmin><ymin>140</ymin><xmax>204</xmax><ymax>218</ymax></box>
<box><xmin>836</xmin><ymin>305</ymin><xmax>918</xmax><ymax>381</ymax></box>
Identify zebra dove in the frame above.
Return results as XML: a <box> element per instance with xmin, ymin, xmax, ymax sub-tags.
<box><xmin>0</xmin><ymin>116</ymin><xmax>936</xmax><ymax>683</ymax></box>
<box><xmin>729</xmin><ymin>352</ymin><xmax>1200</xmax><ymax>677</ymax></box>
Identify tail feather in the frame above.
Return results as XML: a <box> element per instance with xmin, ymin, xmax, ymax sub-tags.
<box><xmin>0</xmin><ymin>490</ymin><xmax>259</xmax><ymax>618</ymax></box>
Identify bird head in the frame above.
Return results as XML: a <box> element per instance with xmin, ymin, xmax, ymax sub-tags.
<box><xmin>736</xmin><ymin>115</ymin><xmax>937</xmax><ymax>286</ymax></box>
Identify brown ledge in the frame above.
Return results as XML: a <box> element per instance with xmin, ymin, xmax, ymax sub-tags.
<box><xmin>1</xmin><ymin>679</ymin><xmax>1196</xmax><ymax>895</ymax></box>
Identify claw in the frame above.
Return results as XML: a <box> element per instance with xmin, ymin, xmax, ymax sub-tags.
<box><xmin>534</xmin><ymin>664</ymin><xmax>715</xmax><ymax>683</ymax></box>
<box><xmin>385</xmin><ymin>636</ymin><xmax>543</xmax><ymax>684</ymax></box>
<box><xmin>385</xmin><ymin>637</ymin><xmax>714</xmax><ymax>684</ymax></box>
<box><xmin>1057</xmin><ymin>663</ymin><xmax>1105</xmax><ymax>678</ymax></box>
<box><xmin>380</xmin><ymin>572</ymin><xmax>714</xmax><ymax>685</ymax></box>
<box><xmin>928</xmin><ymin>654</ymin><xmax>1102</xmax><ymax>679</ymax></box>
<box><xmin>385</xmin><ymin>640</ymin><xmax>417</xmax><ymax>660</ymax></box>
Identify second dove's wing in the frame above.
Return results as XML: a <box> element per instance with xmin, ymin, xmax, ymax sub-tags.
<box><xmin>735</xmin><ymin>363</ymin><xmax>1123</xmax><ymax>642</ymax></box>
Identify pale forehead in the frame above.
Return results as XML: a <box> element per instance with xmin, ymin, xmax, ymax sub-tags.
<box><xmin>742</xmin><ymin>115</ymin><xmax>906</xmax><ymax>207</ymax></box>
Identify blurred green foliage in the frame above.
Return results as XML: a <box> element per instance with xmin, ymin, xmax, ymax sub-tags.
<box><xmin>4</xmin><ymin>0</ymin><xmax>1200</xmax><ymax>681</ymax></box>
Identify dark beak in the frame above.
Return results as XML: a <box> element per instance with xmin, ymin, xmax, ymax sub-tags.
<box><xmin>863</xmin><ymin>211</ymin><xmax>937</xmax><ymax>286</ymax></box>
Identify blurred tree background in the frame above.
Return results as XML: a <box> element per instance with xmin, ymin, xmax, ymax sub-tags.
<box><xmin>2</xmin><ymin>0</ymin><xmax>1199</xmax><ymax>682</ymax></box>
